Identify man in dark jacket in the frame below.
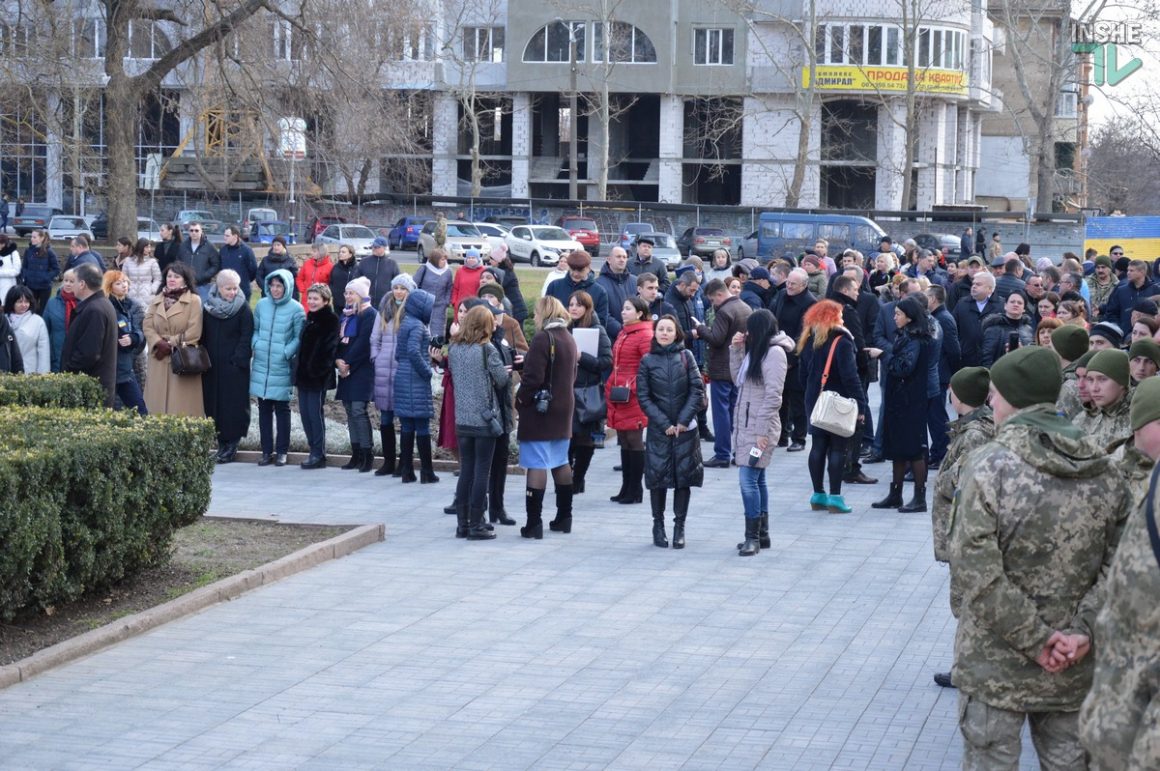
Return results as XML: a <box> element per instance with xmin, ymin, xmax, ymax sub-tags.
<box><xmin>833</xmin><ymin>274</ymin><xmax>876</xmax><ymax>484</ymax></box>
<box><xmin>1103</xmin><ymin>259</ymin><xmax>1159</xmax><ymax>331</ymax></box>
<box><xmin>770</xmin><ymin>268</ymin><xmax>816</xmax><ymax>451</ymax></box>
<box><xmin>666</xmin><ymin>271</ymin><xmax>711</xmax><ymax>441</ymax></box>
<box><xmin>993</xmin><ymin>257</ymin><xmax>1027</xmax><ymax>304</ymax></box>
<box><xmin>218</xmin><ymin>226</ymin><xmax>259</xmax><ymax>300</ymax></box>
<box><xmin>960</xmin><ymin>227</ymin><xmax>973</xmax><ymax>262</ymax></box>
<box><xmin>637</xmin><ymin>273</ymin><xmax>676</xmax><ymax>322</ymax></box>
<box><xmin>355</xmin><ymin>237</ymin><xmax>400</xmax><ymax>308</ymax></box>
<box><xmin>595</xmin><ymin>246</ymin><xmax>636</xmax><ymax>340</ymax></box>
<box><xmin>65</xmin><ymin>235</ymin><xmax>105</xmax><ymax>272</ymax></box>
<box><xmin>926</xmin><ymin>285</ymin><xmax>961</xmax><ymax>466</ymax></box>
<box><xmin>952</xmin><ymin>271</ymin><xmax>1002</xmax><ymax>368</ymax></box>
<box><xmin>178</xmin><ymin>223</ymin><xmax>220</xmax><ymax>301</ymax></box>
<box><xmin>947</xmin><ymin>255</ymin><xmax>984</xmax><ymax>311</ymax></box>
<box><xmin>545</xmin><ymin>251</ymin><xmax>610</xmax><ymax>329</ymax></box>
<box><xmin>906</xmin><ymin>249</ymin><xmax>950</xmax><ymax>289</ymax></box>
<box><xmin>627</xmin><ymin>237</ymin><xmax>670</xmax><ymax>295</ymax></box>
<box><xmin>61</xmin><ymin>264</ymin><xmax>118</xmax><ymax>407</ymax></box>
<box><xmin>698</xmin><ymin>279</ymin><xmax>751</xmax><ymax>466</ymax></box>
<box><xmin>739</xmin><ymin>267</ymin><xmax>774</xmax><ymax>310</ymax></box>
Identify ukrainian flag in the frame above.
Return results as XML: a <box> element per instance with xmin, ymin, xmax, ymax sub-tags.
<box><xmin>1085</xmin><ymin>216</ymin><xmax>1160</xmax><ymax>261</ymax></box>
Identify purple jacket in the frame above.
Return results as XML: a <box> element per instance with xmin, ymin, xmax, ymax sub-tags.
<box><xmin>370</xmin><ymin>301</ymin><xmax>403</xmax><ymax>412</ymax></box>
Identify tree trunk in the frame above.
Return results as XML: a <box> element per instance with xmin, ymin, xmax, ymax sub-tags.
<box><xmin>105</xmin><ymin>75</ymin><xmax>140</xmax><ymax>243</ymax></box>
<box><xmin>787</xmin><ymin>97</ymin><xmax>811</xmax><ymax>208</ymax></box>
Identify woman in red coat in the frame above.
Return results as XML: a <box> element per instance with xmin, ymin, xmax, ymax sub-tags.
<box><xmin>606</xmin><ymin>296</ymin><xmax>653</xmax><ymax>503</ymax></box>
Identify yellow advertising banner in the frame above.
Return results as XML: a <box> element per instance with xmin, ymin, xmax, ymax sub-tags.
<box><xmin>801</xmin><ymin>65</ymin><xmax>969</xmax><ymax>96</ymax></box>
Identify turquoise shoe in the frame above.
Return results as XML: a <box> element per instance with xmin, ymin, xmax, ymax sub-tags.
<box><xmin>826</xmin><ymin>494</ymin><xmax>852</xmax><ymax>514</ymax></box>
<box><xmin>809</xmin><ymin>492</ymin><xmax>828</xmax><ymax>511</ymax></box>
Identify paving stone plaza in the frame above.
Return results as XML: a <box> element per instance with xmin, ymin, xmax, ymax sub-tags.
<box><xmin>0</xmin><ymin>442</ymin><xmax>1044</xmax><ymax>769</ymax></box>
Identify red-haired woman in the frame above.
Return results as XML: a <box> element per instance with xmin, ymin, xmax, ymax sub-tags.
<box><xmin>797</xmin><ymin>299</ymin><xmax>867</xmax><ymax>514</ymax></box>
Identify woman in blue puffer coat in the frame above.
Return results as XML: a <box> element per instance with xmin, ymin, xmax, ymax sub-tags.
<box><xmin>370</xmin><ymin>273</ymin><xmax>414</xmax><ymax>476</ymax></box>
<box><xmin>394</xmin><ymin>287</ymin><xmax>438</xmax><ymax>484</ymax></box>
<box><xmin>250</xmin><ymin>269</ymin><xmax>305</xmax><ymax>466</ymax></box>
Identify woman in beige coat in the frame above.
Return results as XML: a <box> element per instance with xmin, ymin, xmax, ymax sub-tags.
<box><xmin>144</xmin><ymin>261</ymin><xmax>206</xmax><ymax>417</ymax></box>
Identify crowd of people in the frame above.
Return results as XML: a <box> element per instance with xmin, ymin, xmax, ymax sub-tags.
<box><xmin>0</xmin><ymin>222</ymin><xmax>1157</xmax><ymax>766</ymax></box>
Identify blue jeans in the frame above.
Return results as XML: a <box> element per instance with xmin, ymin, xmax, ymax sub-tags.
<box><xmin>399</xmin><ymin>416</ymin><xmax>429</xmax><ymax>436</ymax></box>
<box><xmin>299</xmin><ymin>388</ymin><xmax>326</xmax><ymax>458</ymax></box>
<box><xmin>738</xmin><ymin>465</ymin><xmax>767</xmax><ymax>519</ymax></box>
<box><xmin>710</xmin><ymin>380</ymin><xmax>736</xmax><ymax>462</ymax></box>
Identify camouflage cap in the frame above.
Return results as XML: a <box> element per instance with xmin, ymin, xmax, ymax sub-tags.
<box><xmin>1051</xmin><ymin>325</ymin><xmax>1090</xmax><ymax>362</ymax></box>
<box><xmin>1129</xmin><ymin>338</ymin><xmax>1160</xmax><ymax>368</ymax></box>
<box><xmin>1087</xmin><ymin>349</ymin><xmax>1130</xmax><ymax>388</ymax></box>
<box><xmin>990</xmin><ymin>346</ymin><xmax>1062</xmax><ymax>408</ymax></box>
<box><xmin>1130</xmin><ymin>376</ymin><xmax>1160</xmax><ymax>431</ymax></box>
<box><xmin>949</xmin><ymin>366</ymin><xmax>991</xmax><ymax>408</ymax></box>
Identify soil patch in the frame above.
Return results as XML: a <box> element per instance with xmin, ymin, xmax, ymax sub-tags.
<box><xmin>0</xmin><ymin>518</ymin><xmax>351</xmax><ymax>666</ymax></box>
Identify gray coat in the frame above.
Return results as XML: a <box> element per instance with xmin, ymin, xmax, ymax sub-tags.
<box><xmin>448</xmin><ymin>341</ymin><xmax>510</xmax><ymax>437</ymax></box>
<box><xmin>729</xmin><ymin>333</ymin><xmax>792</xmax><ymax>469</ymax></box>
<box><xmin>370</xmin><ymin>300</ymin><xmax>403</xmax><ymax>412</ymax></box>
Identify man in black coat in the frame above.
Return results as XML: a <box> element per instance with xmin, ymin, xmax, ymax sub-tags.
<box><xmin>925</xmin><ymin>285</ymin><xmax>961</xmax><ymax>466</ymax></box>
<box><xmin>698</xmin><ymin>279</ymin><xmax>752</xmax><ymax>466</ymax></box>
<box><xmin>770</xmin><ymin>268</ymin><xmax>816</xmax><ymax>451</ymax></box>
<box><xmin>947</xmin><ymin>255</ymin><xmax>984</xmax><ymax>311</ymax></box>
<box><xmin>951</xmin><ymin>271</ymin><xmax>1002</xmax><ymax>368</ymax></box>
<box><xmin>595</xmin><ymin>246</ymin><xmax>636</xmax><ymax>340</ymax></box>
<box><xmin>178</xmin><ymin>223</ymin><xmax>220</xmax><ymax>301</ymax></box>
<box><xmin>637</xmin><ymin>273</ymin><xmax>676</xmax><ymax>322</ymax></box>
<box><xmin>739</xmin><ymin>267</ymin><xmax>774</xmax><ymax>310</ymax></box>
<box><xmin>61</xmin><ymin>264</ymin><xmax>118</xmax><ymax>407</ymax></box>
<box><xmin>627</xmin><ymin>237</ymin><xmax>670</xmax><ymax>295</ymax></box>
<box><xmin>356</xmin><ymin>237</ymin><xmax>400</xmax><ymax>308</ymax></box>
<box><xmin>545</xmin><ymin>251</ymin><xmax>610</xmax><ymax>330</ymax></box>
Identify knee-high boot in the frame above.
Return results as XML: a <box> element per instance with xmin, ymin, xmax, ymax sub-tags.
<box><xmin>610</xmin><ymin>447</ymin><xmax>629</xmax><ymax>501</ymax></box>
<box><xmin>398</xmin><ymin>432</ymin><xmax>416</xmax><ymax>483</ymax></box>
<box><xmin>572</xmin><ymin>445</ymin><xmax>595</xmax><ymax>494</ymax></box>
<box><xmin>521</xmin><ymin>487</ymin><xmax>545</xmax><ymax>539</ymax></box>
<box><xmin>417</xmin><ymin>434</ymin><xmax>440</xmax><ymax>484</ymax></box>
<box><xmin>618</xmin><ymin>450</ymin><xmax>645</xmax><ymax>504</ymax></box>
<box><xmin>672</xmin><ymin>488</ymin><xmax>690</xmax><ymax>549</ymax></box>
<box><xmin>375</xmin><ymin>427</ymin><xmax>396</xmax><ymax>476</ymax></box>
<box><xmin>549</xmin><ymin>484</ymin><xmax>574</xmax><ymax>533</ymax></box>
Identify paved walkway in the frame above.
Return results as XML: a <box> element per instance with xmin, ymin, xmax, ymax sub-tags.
<box><xmin>0</xmin><ymin>439</ymin><xmax>1040</xmax><ymax>769</ymax></box>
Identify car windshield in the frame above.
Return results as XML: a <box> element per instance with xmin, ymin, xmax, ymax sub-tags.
<box><xmin>249</xmin><ymin>210</ymin><xmax>276</xmax><ymax>221</ymax></box>
<box><xmin>697</xmin><ymin>228</ymin><xmax>725</xmax><ymax>236</ymax></box>
<box><xmin>535</xmin><ymin>228</ymin><xmax>572</xmax><ymax>241</ymax></box>
<box><xmin>643</xmin><ymin>234</ymin><xmax>676</xmax><ymax>248</ymax></box>
<box><xmin>261</xmin><ymin>223</ymin><xmax>290</xmax><ymax>235</ymax></box>
<box><xmin>626</xmin><ymin>223</ymin><xmax>653</xmax><ymax>233</ymax></box>
<box><xmin>563</xmin><ymin>219</ymin><xmax>598</xmax><ymax>231</ymax></box>
<box><xmin>446</xmin><ymin>224</ymin><xmax>481</xmax><ymax>237</ymax></box>
<box><xmin>343</xmin><ymin>226</ymin><xmax>375</xmax><ymax>239</ymax></box>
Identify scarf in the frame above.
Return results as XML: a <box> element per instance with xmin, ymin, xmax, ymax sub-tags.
<box><xmin>61</xmin><ymin>290</ymin><xmax>77</xmax><ymax>328</ymax></box>
<box><xmin>341</xmin><ymin>302</ymin><xmax>366</xmax><ymax>338</ymax></box>
<box><xmin>6</xmin><ymin>310</ymin><xmax>32</xmax><ymax>334</ymax></box>
<box><xmin>203</xmin><ymin>284</ymin><xmax>246</xmax><ymax>320</ymax></box>
<box><xmin>162</xmin><ymin>286</ymin><xmax>187</xmax><ymax>310</ymax></box>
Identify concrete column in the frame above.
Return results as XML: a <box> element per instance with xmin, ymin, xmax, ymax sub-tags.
<box><xmin>875</xmin><ymin>99</ymin><xmax>907</xmax><ymax>210</ymax></box>
<box><xmin>510</xmin><ymin>93</ymin><xmax>531</xmax><ymax>199</ymax></box>
<box><xmin>657</xmin><ymin>95</ymin><xmax>683</xmax><ymax>203</ymax></box>
<box><xmin>431</xmin><ymin>92</ymin><xmax>458</xmax><ymax>197</ymax></box>
<box><xmin>915</xmin><ymin>102</ymin><xmax>948</xmax><ymax>209</ymax></box>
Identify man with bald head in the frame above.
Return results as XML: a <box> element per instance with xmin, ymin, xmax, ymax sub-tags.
<box><xmin>595</xmin><ymin>245</ymin><xmax>636</xmax><ymax>340</ymax></box>
<box><xmin>953</xmin><ymin>270</ymin><xmax>1003</xmax><ymax>368</ymax></box>
<box><xmin>770</xmin><ymin>268</ymin><xmax>816</xmax><ymax>450</ymax></box>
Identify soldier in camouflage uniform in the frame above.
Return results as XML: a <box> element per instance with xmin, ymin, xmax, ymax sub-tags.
<box><xmin>930</xmin><ymin>366</ymin><xmax>995</xmax><ymax>689</ymax></box>
<box><xmin>1075</xmin><ymin>349</ymin><xmax>1133</xmax><ymax>456</ymax></box>
<box><xmin>1080</xmin><ymin>376</ymin><xmax>1160</xmax><ymax>769</ymax></box>
<box><xmin>1052</xmin><ymin>326</ymin><xmax>1090</xmax><ymax>420</ymax></box>
<box><xmin>1128</xmin><ymin>337</ymin><xmax>1160</xmax><ymax>385</ymax></box>
<box><xmin>949</xmin><ymin>346</ymin><xmax>1129</xmax><ymax>769</ymax></box>
<box><xmin>1086</xmin><ymin>255</ymin><xmax>1117</xmax><ymax>320</ymax></box>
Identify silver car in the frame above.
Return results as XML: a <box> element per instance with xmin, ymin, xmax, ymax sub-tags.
<box><xmin>417</xmin><ymin>220</ymin><xmax>490</xmax><ymax>263</ymax></box>
<box><xmin>316</xmin><ymin>224</ymin><xmax>379</xmax><ymax>257</ymax></box>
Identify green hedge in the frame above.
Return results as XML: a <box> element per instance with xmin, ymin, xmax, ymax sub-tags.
<box><xmin>0</xmin><ymin>407</ymin><xmax>215</xmax><ymax>620</ymax></box>
<box><xmin>0</xmin><ymin>373</ymin><xmax>106</xmax><ymax>409</ymax></box>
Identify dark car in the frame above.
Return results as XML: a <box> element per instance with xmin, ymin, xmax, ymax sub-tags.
<box><xmin>388</xmin><ymin>216</ymin><xmax>426</xmax><ymax>250</ymax></box>
<box><xmin>556</xmin><ymin>215</ymin><xmax>600</xmax><ymax>258</ymax></box>
<box><xmin>90</xmin><ymin>212</ymin><xmax>109</xmax><ymax>240</ymax></box>
<box><xmin>304</xmin><ymin>215</ymin><xmax>347</xmax><ymax>243</ymax></box>
<box><xmin>676</xmin><ymin>226</ymin><xmax>732</xmax><ymax>258</ymax></box>
<box><xmin>14</xmin><ymin>204</ymin><xmax>63</xmax><ymax>236</ymax></box>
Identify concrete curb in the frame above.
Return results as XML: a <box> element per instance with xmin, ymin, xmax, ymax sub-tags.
<box><xmin>233</xmin><ymin>450</ymin><xmax>526</xmax><ymax>475</ymax></box>
<box><xmin>0</xmin><ymin>522</ymin><xmax>385</xmax><ymax>690</ymax></box>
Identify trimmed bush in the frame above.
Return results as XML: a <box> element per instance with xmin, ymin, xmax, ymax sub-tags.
<box><xmin>0</xmin><ymin>407</ymin><xmax>215</xmax><ymax>620</ymax></box>
<box><xmin>0</xmin><ymin>373</ymin><xmax>106</xmax><ymax>409</ymax></box>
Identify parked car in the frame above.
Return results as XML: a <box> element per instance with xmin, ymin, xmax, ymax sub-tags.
<box><xmin>556</xmin><ymin>215</ymin><xmax>601</xmax><ymax>258</ymax></box>
<box><xmin>913</xmin><ymin>232</ymin><xmax>962</xmax><ymax>256</ymax></box>
<box><xmin>473</xmin><ymin>222</ymin><xmax>510</xmax><ymax>256</ymax></box>
<box><xmin>13</xmin><ymin>204</ymin><xmax>63</xmax><ymax>236</ymax></box>
<box><xmin>756</xmin><ymin>212</ymin><xmax>888</xmax><ymax>263</ymax></box>
<box><xmin>417</xmin><ymin>220</ymin><xmax>489</xmax><ymax>263</ymax></box>
<box><xmin>175</xmin><ymin>209</ymin><xmax>215</xmax><ymax>225</ymax></box>
<box><xmin>736</xmin><ymin>231</ymin><xmax>760</xmax><ymax>262</ymax></box>
<box><xmin>305</xmin><ymin>215</ymin><xmax>348</xmax><ymax>242</ymax></box>
<box><xmin>388</xmin><ymin>216</ymin><xmax>427</xmax><ymax>250</ymax></box>
<box><xmin>316</xmin><ymin>223</ymin><xmax>378</xmax><ymax>256</ymax></box>
<box><xmin>485</xmin><ymin>215</ymin><xmax>528</xmax><ymax>228</ymax></box>
<box><xmin>676</xmin><ymin>226</ymin><xmax>732</xmax><ymax>258</ymax></box>
<box><xmin>242</xmin><ymin>207</ymin><xmax>278</xmax><ymax>238</ymax></box>
<box><xmin>249</xmin><ymin>221</ymin><xmax>297</xmax><ymax>245</ymax></box>
<box><xmin>47</xmin><ymin>215</ymin><xmax>93</xmax><ymax>242</ymax></box>
<box><xmin>505</xmin><ymin>225</ymin><xmax>583</xmax><ymax>267</ymax></box>
<box><xmin>137</xmin><ymin>218</ymin><xmax>163</xmax><ymax>242</ymax></box>
<box><xmin>618</xmin><ymin>221</ymin><xmax>656</xmax><ymax>250</ymax></box>
<box><xmin>197</xmin><ymin>220</ymin><xmax>228</xmax><ymax>247</ymax></box>
<box><xmin>631</xmin><ymin>232</ymin><xmax>681</xmax><ymax>269</ymax></box>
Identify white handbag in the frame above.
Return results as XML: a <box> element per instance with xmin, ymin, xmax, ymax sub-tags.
<box><xmin>809</xmin><ymin>338</ymin><xmax>858</xmax><ymax>438</ymax></box>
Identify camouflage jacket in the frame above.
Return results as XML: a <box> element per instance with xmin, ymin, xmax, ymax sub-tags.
<box><xmin>950</xmin><ymin>404</ymin><xmax>1129</xmax><ymax>712</ymax></box>
<box><xmin>1080</xmin><ymin>466</ymin><xmax>1160</xmax><ymax>769</ymax></box>
<box><xmin>1074</xmin><ymin>392</ymin><xmax>1133</xmax><ymax>456</ymax></box>
<box><xmin>933</xmin><ymin>405</ymin><xmax>995</xmax><ymax>564</ymax></box>
<box><xmin>1087</xmin><ymin>276</ymin><xmax>1117</xmax><ymax>318</ymax></box>
<box><xmin>1057</xmin><ymin>366</ymin><xmax>1085</xmax><ymax>420</ymax></box>
<box><xmin>1111</xmin><ymin>437</ymin><xmax>1155</xmax><ymax>511</ymax></box>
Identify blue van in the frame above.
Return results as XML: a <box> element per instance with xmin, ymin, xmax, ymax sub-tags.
<box><xmin>756</xmin><ymin>212</ymin><xmax>888</xmax><ymax>262</ymax></box>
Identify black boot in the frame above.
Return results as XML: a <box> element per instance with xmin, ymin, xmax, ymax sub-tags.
<box><xmin>214</xmin><ymin>437</ymin><xmax>226</xmax><ymax>461</ymax></box>
<box><xmin>455</xmin><ymin>503</ymin><xmax>469</xmax><ymax>538</ymax></box>
<box><xmin>548</xmin><ymin>484</ymin><xmax>574</xmax><ymax>533</ymax></box>
<box><xmin>738</xmin><ymin>517</ymin><xmax>761</xmax><ymax>556</ymax></box>
<box><xmin>358</xmin><ymin>443</ymin><xmax>375</xmax><ymax>472</ymax></box>
<box><xmin>650</xmin><ymin>488</ymin><xmax>668</xmax><ymax>547</ymax></box>
<box><xmin>572</xmin><ymin>445</ymin><xmax>595</xmax><ymax>495</ymax></box>
<box><xmin>217</xmin><ymin>439</ymin><xmax>239</xmax><ymax>464</ymax></box>
<box><xmin>610</xmin><ymin>447</ymin><xmax>629</xmax><ymax>501</ymax></box>
<box><xmin>417</xmin><ymin>434</ymin><xmax>439</xmax><ymax>483</ymax></box>
<box><xmin>872</xmin><ymin>483</ymin><xmax>904</xmax><ymax>509</ymax></box>
<box><xmin>898</xmin><ymin>485</ymin><xmax>927</xmax><ymax>513</ymax></box>
<box><xmin>398</xmin><ymin>433</ymin><xmax>416</xmax><ymax>483</ymax></box>
<box><xmin>521</xmin><ymin>487</ymin><xmax>545</xmax><ymax>539</ymax></box>
<box><xmin>617</xmin><ymin>450</ymin><xmax>645</xmax><ymax>505</ymax></box>
<box><xmin>374</xmin><ymin>428</ymin><xmax>396</xmax><ymax>476</ymax></box>
<box><xmin>467</xmin><ymin>507</ymin><xmax>496</xmax><ymax>540</ymax></box>
<box><xmin>444</xmin><ymin>491</ymin><xmax>459</xmax><ymax>515</ymax></box>
<box><xmin>672</xmin><ymin>488</ymin><xmax>689</xmax><ymax>550</ymax></box>
<box><xmin>758</xmin><ymin>512</ymin><xmax>770</xmax><ymax>549</ymax></box>
<box><xmin>341</xmin><ymin>445</ymin><xmax>361</xmax><ymax>470</ymax></box>
<box><xmin>697</xmin><ymin>410</ymin><xmax>714</xmax><ymax>442</ymax></box>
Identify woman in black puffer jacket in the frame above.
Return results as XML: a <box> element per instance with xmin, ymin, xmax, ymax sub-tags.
<box><xmin>636</xmin><ymin>315</ymin><xmax>704</xmax><ymax>549</ymax></box>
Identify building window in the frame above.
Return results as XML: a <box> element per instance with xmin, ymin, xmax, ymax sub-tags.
<box><xmin>815</xmin><ymin>23</ymin><xmax>965</xmax><ymax>70</ymax></box>
<box><xmin>1</xmin><ymin>23</ymin><xmax>33</xmax><ymax>58</ymax></box>
<box><xmin>594</xmin><ymin>21</ymin><xmax>656</xmax><ymax>64</ymax></box>
<box><xmin>693</xmin><ymin>28</ymin><xmax>733</xmax><ymax>66</ymax></box>
<box><xmin>127</xmin><ymin>20</ymin><xmax>172</xmax><ymax>60</ymax></box>
<box><xmin>464</xmin><ymin>26</ymin><xmax>504</xmax><ymax>63</ymax></box>
<box><xmin>524</xmin><ymin>21</ymin><xmax>585</xmax><ymax>63</ymax></box>
<box><xmin>1055</xmin><ymin>84</ymin><xmax>1078</xmax><ymax>117</ymax></box>
<box><xmin>382</xmin><ymin>23</ymin><xmax>435</xmax><ymax>61</ymax></box>
<box><xmin>73</xmin><ymin>18</ymin><xmax>105</xmax><ymax>59</ymax></box>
